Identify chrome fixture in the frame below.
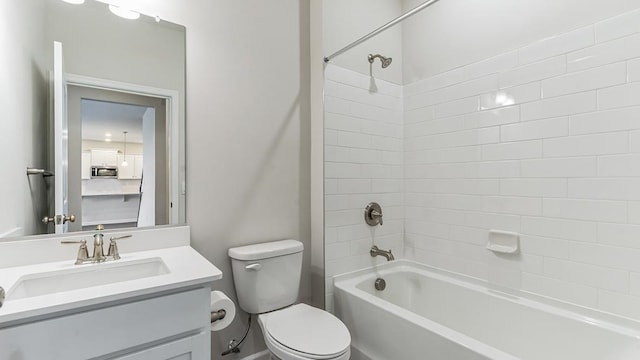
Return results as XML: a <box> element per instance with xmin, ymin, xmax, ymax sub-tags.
<box><xmin>26</xmin><ymin>167</ymin><xmax>54</xmax><ymax>177</ymax></box>
<box><xmin>324</xmin><ymin>0</ymin><xmax>440</xmax><ymax>63</ymax></box>
<box><xmin>374</xmin><ymin>278</ymin><xmax>386</xmax><ymax>291</ymax></box>
<box><xmin>61</xmin><ymin>225</ymin><xmax>132</xmax><ymax>265</ymax></box>
<box><xmin>211</xmin><ymin>309</ymin><xmax>227</xmax><ymax>323</ymax></box>
<box><xmin>42</xmin><ymin>214</ymin><xmax>76</xmax><ymax>225</ymax></box>
<box><xmin>368</xmin><ymin>54</ymin><xmax>392</xmax><ymax>68</ymax></box>
<box><xmin>0</xmin><ymin>286</ymin><xmax>5</xmax><ymax>308</ymax></box>
<box><xmin>370</xmin><ymin>245</ymin><xmax>395</xmax><ymax>261</ymax></box>
<box><xmin>364</xmin><ymin>202</ymin><xmax>383</xmax><ymax>226</ymax></box>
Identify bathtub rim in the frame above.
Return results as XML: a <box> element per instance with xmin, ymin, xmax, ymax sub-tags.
<box><xmin>333</xmin><ymin>259</ymin><xmax>640</xmax><ymax>338</ymax></box>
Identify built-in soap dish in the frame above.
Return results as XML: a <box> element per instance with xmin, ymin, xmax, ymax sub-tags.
<box><xmin>486</xmin><ymin>230</ymin><xmax>519</xmax><ymax>254</ymax></box>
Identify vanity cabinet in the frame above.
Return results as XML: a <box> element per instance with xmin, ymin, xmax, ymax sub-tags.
<box><xmin>0</xmin><ymin>287</ymin><xmax>211</xmax><ymax>360</ymax></box>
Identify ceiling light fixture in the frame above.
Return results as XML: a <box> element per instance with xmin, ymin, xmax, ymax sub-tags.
<box><xmin>121</xmin><ymin>131</ymin><xmax>129</xmax><ymax>167</ymax></box>
<box><xmin>108</xmin><ymin>4</ymin><xmax>140</xmax><ymax>20</ymax></box>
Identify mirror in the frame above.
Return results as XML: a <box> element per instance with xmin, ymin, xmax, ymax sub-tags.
<box><xmin>0</xmin><ymin>0</ymin><xmax>186</xmax><ymax>239</ymax></box>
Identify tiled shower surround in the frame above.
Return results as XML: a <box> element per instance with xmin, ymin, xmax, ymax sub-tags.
<box><xmin>325</xmin><ymin>8</ymin><xmax>640</xmax><ymax>319</ymax></box>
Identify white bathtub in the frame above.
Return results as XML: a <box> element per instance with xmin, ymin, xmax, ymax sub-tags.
<box><xmin>333</xmin><ymin>260</ymin><xmax>640</xmax><ymax>360</ymax></box>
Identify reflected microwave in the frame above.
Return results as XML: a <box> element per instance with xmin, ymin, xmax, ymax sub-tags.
<box><xmin>91</xmin><ymin>166</ymin><xmax>118</xmax><ymax>179</ymax></box>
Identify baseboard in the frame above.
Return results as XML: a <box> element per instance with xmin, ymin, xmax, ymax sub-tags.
<box><xmin>240</xmin><ymin>349</ymin><xmax>270</xmax><ymax>360</ymax></box>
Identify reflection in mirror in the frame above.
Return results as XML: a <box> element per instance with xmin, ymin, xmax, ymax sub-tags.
<box><xmin>0</xmin><ymin>0</ymin><xmax>185</xmax><ymax>239</ymax></box>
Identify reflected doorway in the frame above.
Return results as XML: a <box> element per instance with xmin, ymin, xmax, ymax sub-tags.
<box><xmin>66</xmin><ymin>86</ymin><xmax>168</xmax><ymax>231</ymax></box>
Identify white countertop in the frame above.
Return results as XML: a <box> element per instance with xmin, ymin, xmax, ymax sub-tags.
<box><xmin>0</xmin><ymin>226</ymin><xmax>222</xmax><ymax>327</ymax></box>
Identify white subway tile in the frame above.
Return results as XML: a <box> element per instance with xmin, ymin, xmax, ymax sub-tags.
<box><xmin>325</xmin><ymin>64</ymin><xmax>362</xmax><ymax>86</ymax></box>
<box><xmin>434</xmin><ymin>96</ymin><xmax>479</xmax><ymax>119</ymax></box>
<box><xmin>413</xmin><ymin>248</ymin><xmax>466</xmax><ymax>274</ymax></box>
<box><xmin>500</xmin><ymin>56</ymin><xmax>566</xmax><ymax>88</ymax></box>
<box><xmin>571</xmin><ymin>106</ymin><xmax>640</xmax><ymax>136</ymax></box>
<box><xmin>337</xmin><ymin>131</ymin><xmax>372</xmax><ymax>149</ymax></box>
<box><xmin>522</xmin><ymin>273</ymin><xmax>597</xmax><ymax>308</ymax></box>
<box><xmin>325</xmin><ymin>162</ymin><xmax>361</xmax><ymax>179</ymax></box>
<box><xmin>325</xmin><ymin>146</ymin><xmax>350</xmax><ymax>162</ymax></box>
<box><xmin>568</xmin><ymin>33</ymin><xmax>640</xmax><ymax>72</ymax></box>
<box><xmin>464</xmin><ymin>212</ymin><xmax>521</xmax><ymax>232</ymax></box>
<box><xmin>480</xmin><ymin>82</ymin><xmax>541</xmax><ymax>110</ymax></box>
<box><xmin>628</xmin><ymin>202</ymin><xmax>640</xmax><ymax>225</ymax></box>
<box><xmin>598</xmin><ymin>290</ymin><xmax>640</xmax><ymax>321</ymax></box>
<box><xmin>520</xmin><ymin>235</ymin><xmax>569</xmax><ymax>258</ymax></box>
<box><xmin>543</xmin><ymin>198</ymin><xmax>627</xmax><ymax>223</ymax></box>
<box><xmin>372</xmin><ymin>179</ymin><xmax>402</xmax><ymax>193</ymax></box>
<box><xmin>598</xmin><ymin>223</ymin><xmax>640</xmax><ymax>249</ymax></box>
<box><xmin>325</xmin><ymin>129</ymin><xmax>339</xmax><ymax>146</ymax></box>
<box><xmin>521</xmin><ymin>157</ymin><xmax>597</xmax><ymax>177</ymax></box>
<box><xmin>544</xmin><ymin>258</ymin><xmax>629</xmax><ymax>293</ymax></box>
<box><xmin>519</xmin><ymin>26</ymin><xmax>595</xmax><ymax>65</ymax></box>
<box><xmin>542</xmin><ymin>62</ymin><xmax>627</xmax><ymax>98</ymax></box>
<box><xmin>405</xmin><ymin>115</ymin><xmax>465</xmax><ymax>137</ymax></box>
<box><xmin>447</xmin><ymin>179</ymin><xmax>500</xmax><ymax>195</ymax></box>
<box><xmin>543</xmin><ymin>132</ymin><xmax>628</xmax><ymax>157</ymax></box>
<box><xmin>337</xmin><ymin>225</ymin><xmax>371</xmax><ymax>242</ymax></box>
<box><xmin>598</xmin><ymin>82</ymin><xmax>640</xmax><ymax>110</ymax></box>
<box><xmin>449</xmin><ymin>226</ymin><xmax>489</xmax><ymax>245</ymax></box>
<box><xmin>406</xmin><ymin>88</ymin><xmax>447</xmax><ymax>110</ymax></box>
<box><xmin>521</xmin><ymin>216</ymin><xmax>597</xmax><ymax>242</ymax></box>
<box><xmin>501</xmin><ymin>178</ymin><xmax>567</xmax><ymax>198</ymax></box>
<box><xmin>502</xmin><ymin>117</ymin><xmax>568</xmax><ymax>142</ymax></box>
<box><xmin>405</xmin><ymin>220</ymin><xmax>450</xmax><ymax>239</ymax></box>
<box><xmin>325</xmin><ymin>195</ymin><xmax>349</xmax><ymax>211</ymax></box>
<box><xmin>465</xmin><ymin>106</ymin><xmax>520</xmax><ymax>129</ymax></box>
<box><xmin>596</xmin><ymin>8</ymin><xmax>640</xmax><ymax>43</ymax></box>
<box><xmin>482</xmin><ymin>196</ymin><xmax>542</xmax><ymax>216</ymax></box>
<box><xmin>631</xmin><ymin>131</ymin><xmax>640</xmax><ymax>153</ymax></box>
<box><xmin>629</xmin><ymin>58</ymin><xmax>640</xmax><ymax>82</ymax></box>
<box><xmin>405</xmin><ymin>234</ymin><xmax>455</xmax><ymax>254</ymax></box>
<box><xmin>482</xmin><ymin>140</ymin><xmax>542</xmax><ymax>160</ymax></box>
<box><xmin>325</xmin><ymin>179</ymin><xmax>338</xmax><ymax>195</ymax></box>
<box><xmin>599</xmin><ymin>154</ymin><xmax>640</xmax><ymax>177</ymax></box>
<box><xmin>569</xmin><ymin>178</ymin><xmax>640</xmax><ymax>201</ymax></box>
<box><xmin>477</xmin><ymin>161</ymin><xmax>521</xmax><ymax>178</ymax></box>
<box><xmin>522</xmin><ymin>254</ymin><xmax>545</xmax><ymax>275</ymax></box>
<box><xmin>521</xmin><ymin>91</ymin><xmax>597</xmax><ymax>121</ymax></box>
<box><xmin>433</xmin><ymin>194</ymin><xmax>483</xmax><ymax>212</ymax></box>
<box><xmin>336</xmin><ymin>179</ymin><xmax>371</xmax><ymax>194</ymax></box>
<box><xmin>629</xmin><ymin>273</ymin><xmax>640</xmax><ymax>297</ymax></box>
<box><xmin>444</xmin><ymin>75</ymin><xmax>499</xmax><ymax>101</ymax></box>
<box><xmin>405</xmin><ymin>106</ymin><xmax>434</xmax><ymax>124</ymax></box>
<box><xmin>325</xmin><ymin>241</ymin><xmax>351</xmax><ymax>261</ymax></box>
<box><xmin>462</xmin><ymin>51</ymin><xmax>519</xmax><ymax>80</ymax></box>
<box><xmin>325</xmin><ymin>209</ymin><xmax>361</xmax><ymax>227</ymax></box>
<box><xmin>349</xmin><ymin>148</ymin><xmax>380</xmax><ymax>164</ymax></box>
<box><xmin>570</xmin><ymin>242</ymin><xmax>640</xmax><ymax>272</ymax></box>
<box><xmin>325</xmin><ymin>113</ymin><xmax>361</xmax><ymax>132</ymax></box>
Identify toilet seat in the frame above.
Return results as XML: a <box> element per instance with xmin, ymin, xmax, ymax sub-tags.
<box><xmin>258</xmin><ymin>303</ymin><xmax>351</xmax><ymax>360</ymax></box>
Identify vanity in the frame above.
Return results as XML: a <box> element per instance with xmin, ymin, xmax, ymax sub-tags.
<box><xmin>0</xmin><ymin>225</ymin><xmax>222</xmax><ymax>360</ymax></box>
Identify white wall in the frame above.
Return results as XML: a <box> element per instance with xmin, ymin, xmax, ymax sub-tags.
<box><xmin>0</xmin><ymin>1</ymin><xmax>48</xmax><ymax>238</ymax></box>
<box><xmin>100</xmin><ymin>1</ymin><xmax>311</xmax><ymax>358</ymax></box>
<box><xmin>402</xmin><ymin>6</ymin><xmax>640</xmax><ymax>321</ymax></box>
<box><xmin>323</xmin><ymin>0</ymin><xmax>404</xmax><ymax>84</ymax></box>
<box><xmin>323</xmin><ymin>65</ymin><xmax>404</xmax><ymax>311</ymax></box>
<box><xmin>402</xmin><ymin>0</ymin><xmax>640</xmax><ymax>83</ymax></box>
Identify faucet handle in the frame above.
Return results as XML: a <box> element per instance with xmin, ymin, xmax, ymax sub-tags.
<box><xmin>107</xmin><ymin>235</ymin><xmax>132</xmax><ymax>260</ymax></box>
<box><xmin>61</xmin><ymin>239</ymin><xmax>90</xmax><ymax>265</ymax></box>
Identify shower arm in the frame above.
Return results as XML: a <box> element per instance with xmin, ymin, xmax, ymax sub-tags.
<box><xmin>324</xmin><ymin>0</ymin><xmax>440</xmax><ymax>63</ymax></box>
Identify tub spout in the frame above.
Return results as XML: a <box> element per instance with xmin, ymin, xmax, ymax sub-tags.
<box><xmin>370</xmin><ymin>245</ymin><xmax>395</xmax><ymax>261</ymax></box>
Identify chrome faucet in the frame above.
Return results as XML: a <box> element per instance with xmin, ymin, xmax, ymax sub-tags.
<box><xmin>61</xmin><ymin>225</ymin><xmax>132</xmax><ymax>265</ymax></box>
<box><xmin>370</xmin><ymin>245</ymin><xmax>395</xmax><ymax>261</ymax></box>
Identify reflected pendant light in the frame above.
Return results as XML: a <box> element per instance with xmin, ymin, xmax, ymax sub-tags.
<box><xmin>121</xmin><ymin>131</ymin><xmax>129</xmax><ymax>167</ymax></box>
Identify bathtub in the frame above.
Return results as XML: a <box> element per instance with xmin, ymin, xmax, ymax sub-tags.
<box><xmin>333</xmin><ymin>260</ymin><xmax>640</xmax><ymax>360</ymax></box>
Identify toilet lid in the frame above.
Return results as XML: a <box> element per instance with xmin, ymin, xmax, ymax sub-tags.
<box><xmin>263</xmin><ymin>303</ymin><xmax>351</xmax><ymax>357</ymax></box>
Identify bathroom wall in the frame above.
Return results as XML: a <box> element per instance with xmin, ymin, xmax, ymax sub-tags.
<box><xmin>100</xmin><ymin>0</ymin><xmax>312</xmax><ymax>358</ymax></box>
<box><xmin>404</xmin><ymin>7</ymin><xmax>640</xmax><ymax>320</ymax></box>
<box><xmin>323</xmin><ymin>64</ymin><xmax>404</xmax><ymax>310</ymax></box>
<box><xmin>402</xmin><ymin>0</ymin><xmax>640</xmax><ymax>82</ymax></box>
<box><xmin>323</xmin><ymin>0</ymin><xmax>403</xmax><ymax>84</ymax></box>
<box><xmin>0</xmin><ymin>1</ymin><xmax>48</xmax><ymax>238</ymax></box>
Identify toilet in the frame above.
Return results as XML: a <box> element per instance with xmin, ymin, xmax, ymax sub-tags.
<box><xmin>229</xmin><ymin>240</ymin><xmax>351</xmax><ymax>360</ymax></box>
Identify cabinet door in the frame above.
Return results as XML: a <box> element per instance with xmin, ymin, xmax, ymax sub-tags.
<box><xmin>81</xmin><ymin>153</ymin><xmax>91</xmax><ymax>179</ymax></box>
<box><xmin>91</xmin><ymin>149</ymin><xmax>118</xmax><ymax>166</ymax></box>
<box><xmin>113</xmin><ymin>331</ymin><xmax>209</xmax><ymax>360</ymax></box>
<box><xmin>91</xmin><ymin>149</ymin><xmax>105</xmax><ymax>166</ymax></box>
<box><xmin>117</xmin><ymin>155</ymin><xmax>135</xmax><ymax>179</ymax></box>
<box><xmin>133</xmin><ymin>155</ymin><xmax>144</xmax><ymax>179</ymax></box>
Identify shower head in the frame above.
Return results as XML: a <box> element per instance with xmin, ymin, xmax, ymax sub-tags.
<box><xmin>368</xmin><ymin>54</ymin><xmax>392</xmax><ymax>68</ymax></box>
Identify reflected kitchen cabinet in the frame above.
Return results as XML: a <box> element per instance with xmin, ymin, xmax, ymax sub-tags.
<box><xmin>81</xmin><ymin>152</ymin><xmax>91</xmax><ymax>180</ymax></box>
<box><xmin>91</xmin><ymin>149</ymin><xmax>118</xmax><ymax>167</ymax></box>
<box><xmin>118</xmin><ymin>155</ymin><xmax>143</xmax><ymax>179</ymax></box>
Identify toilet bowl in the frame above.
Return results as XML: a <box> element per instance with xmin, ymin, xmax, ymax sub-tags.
<box><xmin>259</xmin><ymin>304</ymin><xmax>350</xmax><ymax>360</ymax></box>
<box><xmin>228</xmin><ymin>240</ymin><xmax>351</xmax><ymax>360</ymax></box>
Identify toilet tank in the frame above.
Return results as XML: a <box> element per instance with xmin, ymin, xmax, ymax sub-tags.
<box><xmin>228</xmin><ymin>240</ymin><xmax>304</xmax><ymax>314</ymax></box>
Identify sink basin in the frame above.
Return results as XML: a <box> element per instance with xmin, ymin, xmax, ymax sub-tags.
<box><xmin>7</xmin><ymin>257</ymin><xmax>169</xmax><ymax>300</ymax></box>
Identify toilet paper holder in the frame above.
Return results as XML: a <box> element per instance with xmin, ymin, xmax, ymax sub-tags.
<box><xmin>211</xmin><ymin>309</ymin><xmax>227</xmax><ymax>323</ymax></box>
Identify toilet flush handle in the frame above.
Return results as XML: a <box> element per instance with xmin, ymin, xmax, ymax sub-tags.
<box><xmin>245</xmin><ymin>263</ymin><xmax>262</xmax><ymax>271</ymax></box>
